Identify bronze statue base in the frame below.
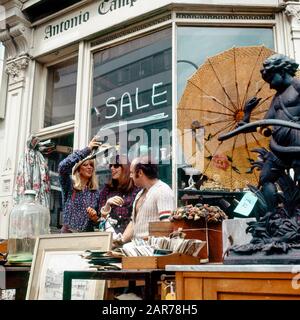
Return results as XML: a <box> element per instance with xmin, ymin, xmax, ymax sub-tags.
<box><xmin>224</xmin><ymin>248</ymin><xmax>300</xmax><ymax>264</ymax></box>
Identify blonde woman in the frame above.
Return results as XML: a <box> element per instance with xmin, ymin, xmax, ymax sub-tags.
<box><xmin>58</xmin><ymin>137</ymin><xmax>100</xmax><ymax>233</ymax></box>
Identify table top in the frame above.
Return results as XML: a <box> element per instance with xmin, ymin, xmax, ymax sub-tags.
<box><xmin>1</xmin><ymin>264</ymin><xmax>31</xmax><ymax>272</ymax></box>
<box><xmin>165</xmin><ymin>264</ymin><xmax>300</xmax><ymax>273</ymax></box>
<box><xmin>64</xmin><ymin>268</ymin><xmax>167</xmax><ymax>275</ymax></box>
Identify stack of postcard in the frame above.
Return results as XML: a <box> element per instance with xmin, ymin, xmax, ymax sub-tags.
<box><xmin>120</xmin><ymin>237</ymin><xmax>205</xmax><ymax>257</ymax></box>
<box><xmin>81</xmin><ymin>250</ymin><xmax>122</xmax><ymax>270</ymax></box>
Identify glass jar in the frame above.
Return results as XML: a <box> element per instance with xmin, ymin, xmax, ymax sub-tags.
<box><xmin>8</xmin><ymin>190</ymin><xmax>50</xmax><ymax>263</ymax></box>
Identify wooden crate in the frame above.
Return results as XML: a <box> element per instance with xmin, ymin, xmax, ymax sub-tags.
<box><xmin>122</xmin><ymin>253</ymin><xmax>201</xmax><ymax>270</ymax></box>
<box><xmin>149</xmin><ymin>221</ymin><xmax>173</xmax><ymax>237</ymax></box>
<box><xmin>172</xmin><ymin>220</ymin><xmax>223</xmax><ymax>263</ymax></box>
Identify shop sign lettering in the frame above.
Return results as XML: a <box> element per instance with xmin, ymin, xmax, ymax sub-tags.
<box><xmin>98</xmin><ymin>0</ymin><xmax>137</xmax><ymax>15</ymax></box>
<box><xmin>44</xmin><ymin>11</ymin><xmax>90</xmax><ymax>39</ymax></box>
<box><xmin>44</xmin><ymin>0</ymin><xmax>138</xmax><ymax>39</ymax></box>
<box><xmin>97</xmin><ymin>82</ymin><xmax>168</xmax><ymax>120</ymax></box>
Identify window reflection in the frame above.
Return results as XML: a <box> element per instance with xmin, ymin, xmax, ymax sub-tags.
<box><xmin>44</xmin><ymin>133</ymin><xmax>74</xmax><ymax>232</ymax></box>
<box><xmin>92</xmin><ymin>28</ymin><xmax>172</xmax><ymax>187</ymax></box>
<box><xmin>177</xmin><ymin>26</ymin><xmax>274</xmax><ymax>191</ymax></box>
<box><xmin>177</xmin><ymin>27</ymin><xmax>274</xmax><ymax>100</ymax></box>
<box><xmin>44</xmin><ymin>57</ymin><xmax>78</xmax><ymax>127</ymax></box>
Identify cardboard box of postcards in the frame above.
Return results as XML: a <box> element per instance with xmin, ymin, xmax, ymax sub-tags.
<box><xmin>149</xmin><ymin>204</ymin><xmax>227</xmax><ymax>263</ymax></box>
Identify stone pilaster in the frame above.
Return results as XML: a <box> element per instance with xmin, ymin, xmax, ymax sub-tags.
<box><xmin>285</xmin><ymin>2</ymin><xmax>300</xmax><ymax>61</ymax></box>
<box><xmin>0</xmin><ymin>0</ymin><xmax>32</xmax><ymax>238</ymax></box>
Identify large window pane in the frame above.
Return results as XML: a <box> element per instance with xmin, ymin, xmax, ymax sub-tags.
<box><xmin>91</xmin><ymin>28</ymin><xmax>172</xmax><ymax>187</ymax></box>
<box><xmin>45</xmin><ymin>133</ymin><xmax>74</xmax><ymax>232</ymax></box>
<box><xmin>177</xmin><ymin>27</ymin><xmax>274</xmax><ymax>100</ymax></box>
<box><xmin>177</xmin><ymin>27</ymin><xmax>274</xmax><ymax>191</ymax></box>
<box><xmin>44</xmin><ymin>57</ymin><xmax>78</xmax><ymax>127</ymax></box>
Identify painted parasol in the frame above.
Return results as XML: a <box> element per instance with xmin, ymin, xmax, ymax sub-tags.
<box><xmin>177</xmin><ymin>46</ymin><xmax>276</xmax><ymax>190</ymax></box>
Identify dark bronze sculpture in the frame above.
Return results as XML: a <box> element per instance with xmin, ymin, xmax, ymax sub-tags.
<box><xmin>219</xmin><ymin>54</ymin><xmax>300</xmax><ymax>262</ymax></box>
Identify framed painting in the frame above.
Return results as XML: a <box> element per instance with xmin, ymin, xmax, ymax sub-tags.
<box><xmin>26</xmin><ymin>232</ymin><xmax>112</xmax><ymax>300</ymax></box>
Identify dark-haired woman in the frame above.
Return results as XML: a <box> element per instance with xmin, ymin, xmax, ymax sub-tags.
<box><xmin>97</xmin><ymin>157</ymin><xmax>140</xmax><ymax>234</ymax></box>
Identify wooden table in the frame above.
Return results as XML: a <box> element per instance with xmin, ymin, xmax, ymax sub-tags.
<box><xmin>63</xmin><ymin>269</ymin><xmax>174</xmax><ymax>300</ymax></box>
<box><xmin>0</xmin><ymin>265</ymin><xmax>31</xmax><ymax>300</ymax></box>
<box><xmin>165</xmin><ymin>264</ymin><xmax>300</xmax><ymax>300</ymax></box>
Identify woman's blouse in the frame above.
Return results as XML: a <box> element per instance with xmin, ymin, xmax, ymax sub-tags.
<box><xmin>99</xmin><ymin>184</ymin><xmax>140</xmax><ymax>233</ymax></box>
<box><xmin>58</xmin><ymin>147</ymin><xmax>100</xmax><ymax>232</ymax></box>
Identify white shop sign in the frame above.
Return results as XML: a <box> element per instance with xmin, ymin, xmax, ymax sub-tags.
<box><xmin>32</xmin><ymin>0</ymin><xmax>279</xmax><ymax>57</ymax></box>
<box><xmin>32</xmin><ymin>0</ymin><xmax>171</xmax><ymax>57</ymax></box>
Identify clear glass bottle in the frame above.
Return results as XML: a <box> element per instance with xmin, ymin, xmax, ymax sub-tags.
<box><xmin>8</xmin><ymin>190</ymin><xmax>50</xmax><ymax>263</ymax></box>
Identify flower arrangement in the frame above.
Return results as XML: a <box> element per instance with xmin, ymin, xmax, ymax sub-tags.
<box><xmin>170</xmin><ymin>204</ymin><xmax>227</xmax><ymax>223</ymax></box>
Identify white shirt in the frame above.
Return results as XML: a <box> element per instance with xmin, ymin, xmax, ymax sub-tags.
<box><xmin>132</xmin><ymin>179</ymin><xmax>175</xmax><ymax>238</ymax></box>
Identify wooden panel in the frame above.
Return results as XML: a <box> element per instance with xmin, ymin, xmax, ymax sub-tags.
<box><xmin>175</xmin><ymin>271</ymin><xmax>300</xmax><ymax>300</ymax></box>
<box><xmin>157</xmin><ymin>253</ymin><xmax>200</xmax><ymax>269</ymax></box>
<box><xmin>122</xmin><ymin>256</ymin><xmax>158</xmax><ymax>269</ymax></box>
<box><xmin>175</xmin><ymin>273</ymin><xmax>184</xmax><ymax>300</ymax></box>
<box><xmin>149</xmin><ymin>221</ymin><xmax>173</xmax><ymax>237</ymax></box>
<box><xmin>107</xmin><ymin>280</ymin><xmax>145</xmax><ymax>288</ymax></box>
<box><xmin>184</xmin><ymin>277</ymin><xmax>203</xmax><ymax>300</ymax></box>
<box><xmin>217</xmin><ymin>293</ymin><xmax>300</xmax><ymax>300</ymax></box>
<box><xmin>203</xmin><ymin>277</ymin><xmax>300</xmax><ymax>300</ymax></box>
<box><xmin>122</xmin><ymin>253</ymin><xmax>200</xmax><ymax>270</ymax></box>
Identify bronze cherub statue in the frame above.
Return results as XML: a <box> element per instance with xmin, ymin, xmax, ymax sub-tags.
<box><xmin>219</xmin><ymin>54</ymin><xmax>300</xmax><ymax>260</ymax></box>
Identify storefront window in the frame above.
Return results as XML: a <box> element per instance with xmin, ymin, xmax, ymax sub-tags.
<box><xmin>91</xmin><ymin>28</ymin><xmax>172</xmax><ymax>187</ymax></box>
<box><xmin>44</xmin><ymin>57</ymin><xmax>78</xmax><ymax>127</ymax></box>
<box><xmin>177</xmin><ymin>27</ymin><xmax>274</xmax><ymax>99</ymax></box>
<box><xmin>177</xmin><ymin>27</ymin><xmax>274</xmax><ymax>191</ymax></box>
<box><xmin>45</xmin><ymin>133</ymin><xmax>74</xmax><ymax>232</ymax></box>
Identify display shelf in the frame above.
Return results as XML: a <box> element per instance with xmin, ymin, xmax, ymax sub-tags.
<box><xmin>178</xmin><ymin>189</ymin><xmax>245</xmax><ymax>219</ymax></box>
<box><xmin>178</xmin><ymin>189</ymin><xmax>244</xmax><ymax>199</ymax></box>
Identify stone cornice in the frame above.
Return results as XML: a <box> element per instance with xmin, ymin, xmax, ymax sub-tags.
<box><xmin>0</xmin><ymin>0</ymin><xmax>27</xmax><ymax>8</ymax></box>
<box><xmin>0</xmin><ymin>0</ymin><xmax>32</xmax><ymax>60</ymax></box>
<box><xmin>0</xmin><ymin>28</ymin><xmax>18</xmax><ymax>59</ymax></box>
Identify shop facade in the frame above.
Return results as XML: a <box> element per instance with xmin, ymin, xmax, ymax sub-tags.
<box><xmin>0</xmin><ymin>0</ymin><xmax>299</xmax><ymax>238</ymax></box>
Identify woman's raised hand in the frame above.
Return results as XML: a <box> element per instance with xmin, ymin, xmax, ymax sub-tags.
<box><xmin>88</xmin><ymin>136</ymin><xmax>101</xmax><ymax>151</ymax></box>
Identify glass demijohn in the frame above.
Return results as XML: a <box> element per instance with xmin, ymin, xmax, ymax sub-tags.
<box><xmin>8</xmin><ymin>190</ymin><xmax>50</xmax><ymax>263</ymax></box>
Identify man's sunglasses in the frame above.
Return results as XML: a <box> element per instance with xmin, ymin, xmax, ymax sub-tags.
<box><xmin>109</xmin><ymin>164</ymin><xmax>122</xmax><ymax>169</ymax></box>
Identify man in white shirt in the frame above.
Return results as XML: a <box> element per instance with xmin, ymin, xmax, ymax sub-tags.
<box><xmin>122</xmin><ymin>156</ymin><xmax>174</xmax><ymax>242</ymax></box>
